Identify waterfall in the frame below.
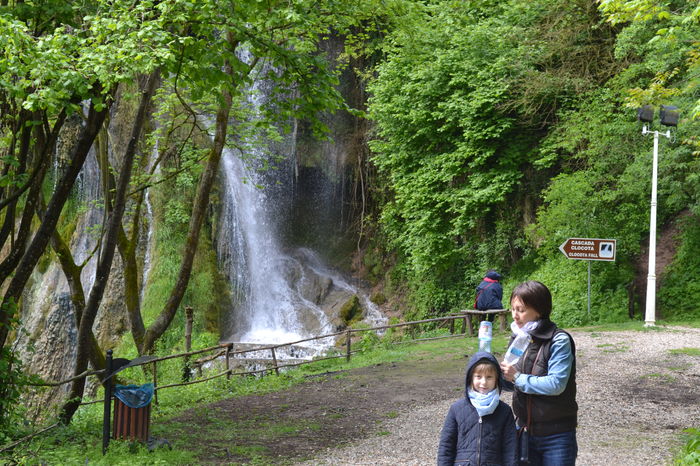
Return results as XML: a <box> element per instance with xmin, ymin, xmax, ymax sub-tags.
<box><xmin>74</xmin><ymin>145</ymin><xmax>103</xmax><ymax>292</ymax></box>
<box><xmin>216</xmin><ymin>50</ymin><xmax>385</xmax><ymax>353</ymax></box>
<box><xmin>140</xmin><ymin>141</ymin><xmax>158</xmax><ymax>302</ymax></box>
<box><xmin>217</xmin><ymin>141</ymin><xmax>328</xmax><ymax>345</ymax></box>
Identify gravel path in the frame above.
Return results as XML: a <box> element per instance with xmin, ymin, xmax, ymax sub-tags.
<box><xmin>296</xmin><ymin>326</ymin><xmax>700</xmax><ymax>465</ymax></box>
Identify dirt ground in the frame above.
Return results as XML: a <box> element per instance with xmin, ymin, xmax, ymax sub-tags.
<box><xmin>160</xmin><ymin>354</ymin><xmax>468</xmax><ymax>464</ymax></box>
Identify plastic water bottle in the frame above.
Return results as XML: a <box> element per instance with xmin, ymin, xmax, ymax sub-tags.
<box><xmin>503</xmin><ymin>333</ymin><xmax>530</xmax><ymax>365</ymax></box>
<box><xmin>478</xmin><ymin>321</ymin><xmax>492</xmax><ymax>353</ymax></box>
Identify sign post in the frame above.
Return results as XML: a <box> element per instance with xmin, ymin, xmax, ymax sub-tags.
<box><xmin>559</xmin><ymin>238</ymin><xmax>616</xmax><ymax>315</ymax></box>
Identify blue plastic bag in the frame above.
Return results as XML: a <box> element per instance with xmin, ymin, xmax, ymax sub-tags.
<box><xmin>114</xmin><ymin>383</ymin><xmax>154</xmax><ymax>409</ymax></box>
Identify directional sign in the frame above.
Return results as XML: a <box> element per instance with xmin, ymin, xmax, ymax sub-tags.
<box><xmin>559</xmin><ymin>238</ymin><xmax>616</xmax><ymax>261</ymax></box>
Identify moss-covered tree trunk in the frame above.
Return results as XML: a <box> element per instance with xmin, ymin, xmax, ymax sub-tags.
<box><xmin>60</xmin><ymin>71</ymin><xmax>159</xmax><ymax>424</ymax></box>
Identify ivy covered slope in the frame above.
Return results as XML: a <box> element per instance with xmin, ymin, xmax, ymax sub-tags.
<box><xmin>366</xmin><ymin>0</ymin><xmax>700</xmax><ymax>325</ymax></box>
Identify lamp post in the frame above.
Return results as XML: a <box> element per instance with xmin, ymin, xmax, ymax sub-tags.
<box><xmin>637</xmin><ymin>105</ymin><xmax>678</xmax><ymax>327</ymax></box>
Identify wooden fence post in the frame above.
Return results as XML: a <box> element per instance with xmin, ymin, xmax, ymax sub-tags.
<box><xmin>225</xmin><ymin>344</ymin><xmax>231</xmax><ymax>380</ymax></box>
<box><xmin>102</xmin><ymin>349</ymin><xmax>113</xmax><ymax>455</ymax></box>
<box><xmin>345</xmin><ymin>329</ymin><xmax>351</xmax><ymax>362</ymax></box>
<box><xmin>498</xmin><ymin>312</ymin><xmax>507</xmax><ymax>332</ymax></box>
<box><xmin>461</xmin><ymin>316</ymin><xmax>467</xmax><ymax>336</ymax></box>
<box><xmin>152</xmin><ymin>361</ymin><xmax>158</xmax><ymax>406</ymax></box>
<box><xmin>449</xmin><ymin>317</ymin><xmax>455</xmax><ymax>334</ymax></box>
<box><xmin>183</xmin><ymin>306</ymin><xmax>193</xmax><ymax>382</ymax></box>
<box><xmin>270</xmin><ymin>347</ymin><xmax>280</xmax><ymax>376</ymax></box>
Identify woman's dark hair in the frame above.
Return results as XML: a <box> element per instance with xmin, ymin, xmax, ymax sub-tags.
<box><xmin>510</xmin><ymin>280</ymin><xmax>552</xmax><ymax>320</ymax></box>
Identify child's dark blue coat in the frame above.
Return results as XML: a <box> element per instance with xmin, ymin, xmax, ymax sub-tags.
<box><xmin>437</xmin><ymin>352</ymin><xmax>517</xmax><ymax>466</ymax></box>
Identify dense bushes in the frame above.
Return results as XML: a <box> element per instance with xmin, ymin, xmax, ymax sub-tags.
<box><xmin>366</xmin><ymin>0</ymin><xmax>700</xmax><ymax>322</ymax></box>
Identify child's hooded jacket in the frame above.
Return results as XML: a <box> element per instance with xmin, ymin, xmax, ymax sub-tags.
<box><xmin>437</xmin><ymin>352</ymin><xmax>517</xmax><ymax>466</ymax></box>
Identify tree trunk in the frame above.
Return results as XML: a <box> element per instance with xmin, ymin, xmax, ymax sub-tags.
<box><xmin>0</xmin><ymin>97</ymin><xmax>109</xmax><ymax>350</ymax></box>
<box><xmin>141</xmin><ymin>54</ymin><xmax>236</xmax><ymax>354</ymax></box>
<box><xmin>0</xmin><ymin>110</ymin><xmax>65</xmax><ymax>282</ymax></box>
<box><xmin>94</xmin><ymin>127</ymin><xmax>148</xmax><ymax>352</ymax></box>
<box><xmin>60</xmin><ymin>71</ymin><xmax>159</xmax><ymax>424</ymax></box>
<box><xmin>47</xmin><ymin>222</ymin><xmax>106</xmax><ymax>371</ymax></box>
<box><xmin>118</xmin><ymin>204</ymin><xmax>147</xmax><ymax>352</ymax></box>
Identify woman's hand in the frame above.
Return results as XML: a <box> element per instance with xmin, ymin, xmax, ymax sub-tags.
<box><xmin>500</xmin><ymin>361</ymin><xmax>517</xmax><ymax>383</ymax></box>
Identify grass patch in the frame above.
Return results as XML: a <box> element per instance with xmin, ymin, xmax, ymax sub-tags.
<box><xmin>596</xmin><ymin>343</ymin><xmax>629</xmax><ymax>353</ymax></box>
<box><xmin>669</xmin><ymin>348</ymin><xmax>700</xmax><ymax>357</ymax></box>
<box><xmin>2</xmin><ymin>330</ymin><xmax>482</xmax><ymax>464</ymax></box>
<box><xmin>674</xmin><ymin>428</ymin><xmax>700</xmax><ymax>465</ymax></box>
<box><xmin>642</xmin><ymin>373</ymin><xmax>677</xmax><ymax>383</ymax></box>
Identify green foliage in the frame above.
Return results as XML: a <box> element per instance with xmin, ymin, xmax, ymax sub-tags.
<box><xmin>505</xmin><ymin>255</ymin><xmax>631</xmax><ymax>327</ymax></box>
<box><xmin>136</xmin><ymin>175</ymin><xmax>226</xmax><ymax>356</ymax></box>
<box><xmin>0</xmin><ymin>346</ymin><xmax>34</xmax><ymax>443</ymax></box>
<box><xmin>366</xmin><ymin>0</ymin><xmax>628</xmax><ymax>318</ymax></box>
<box><xmin>675</xmin><ymin>428</ymin><xmax>700</xmax><ymax>465</ymax></box>
<box><xmin>658</xmin><ymin>215</ymin><xmax>700</xmax><ymax>319</ymax></box>
<box><xmin>359</xmin><ymin>0</ymin><xmax>700</xmax><ymax>326</ymax></box>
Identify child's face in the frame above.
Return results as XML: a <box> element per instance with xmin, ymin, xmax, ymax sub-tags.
<box><xmin>471</xmin><ymin>366</ymin><xmax>497</xmax><ymax>394</ymax></box>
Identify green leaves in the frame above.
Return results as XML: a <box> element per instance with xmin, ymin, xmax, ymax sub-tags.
<box><xmin>367</xmin><ymin>1</ymin><xmax>537</xmax><ymax>285</ymax></box>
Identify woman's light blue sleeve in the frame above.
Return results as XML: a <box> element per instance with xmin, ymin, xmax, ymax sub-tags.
<box><xmin>514</xmin><ymin>332</ymin><xmax>572</xmax><ymax>396</ymax></box>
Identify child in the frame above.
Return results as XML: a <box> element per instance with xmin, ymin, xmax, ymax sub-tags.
<box><xmin>438</xmin><ymin>351</ymin><xmax>517</xmax><ymax>466</ymax></box>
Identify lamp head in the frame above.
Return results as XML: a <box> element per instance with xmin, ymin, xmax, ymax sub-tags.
<box><xmin>660</xmin><ymin>105</ymin><xmax>679</xmax><ymax>127</ymax></box>
<box><xmin>637</xmin><ymin>105</ymin><xmax>654</xmax><ymax>123</ymax></box>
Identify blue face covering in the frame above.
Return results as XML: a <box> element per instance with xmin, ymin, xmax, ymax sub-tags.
<box><xmin>468</xmin><ymin>388</ymin><xmax>500</xmax><ymax>417</ymax></box>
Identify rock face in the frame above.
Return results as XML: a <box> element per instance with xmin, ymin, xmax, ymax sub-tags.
<box><xmin>17</xmin><ymin>265</ymin><xmax>78</xmax><ymax>419</ymax></box>
<box><xmin>13</xmin><ymin>95</ymin><xmax>135</xmax><ymax>418</ymax></box>
<box><xmin>16</xmin><ymin>239</ymin><xmax>130</xmax><ymax>419</ymax></box>
<box><xmin>285</xmin><ymin>249</ymin><xmax>369</xmax><ymax>334</ymax></box>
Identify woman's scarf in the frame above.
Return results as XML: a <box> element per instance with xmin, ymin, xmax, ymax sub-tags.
<box><xmin>511</xmin><ymin>319</ymin><xmax>539</xmax><ymax>338</ymax></box>
<box><xmin>468</xmin><ymin>388</ymin><xmax>500</xmax><ymax>417</ymax></box>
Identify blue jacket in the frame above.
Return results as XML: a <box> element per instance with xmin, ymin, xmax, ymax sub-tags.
<box><xmin>475</xmin><ymin>271</ymin><xmax>503</xmax><ymax>310</ymax></box>
<box><xmin>438</xmin><ymin>352</ymin><xmax>517</xmax><ymax>466</ymax></box>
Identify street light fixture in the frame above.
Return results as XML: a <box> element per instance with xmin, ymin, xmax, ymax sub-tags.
<box><xmin>638</xmin><ymin>104</ymin><xmax>678</xmax><ymax>327</ymax></box>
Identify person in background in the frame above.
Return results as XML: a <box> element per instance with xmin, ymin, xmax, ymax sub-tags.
<box><xmin>438</xmin><ymin>351</ymin><xmax>517</xmax><ymax>466</ymax></box>
<box><xmin>500</xmin><ymin>280</ymin><xmax>578</xmax><ymax>466</ymax></box>
<box><xmin>474</xmin><ymin>269</ymin><xmax>504</xmax><ymax>322</ymax></box>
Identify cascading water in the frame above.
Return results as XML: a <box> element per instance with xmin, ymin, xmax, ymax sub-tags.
<box><xmin>74</xmin><ymin>145</ymin><xmax>103</xmax><ymax>292</ymax></box>
<box><xmin>216</xmin><ymin>50</ymin><xmax>385</xmax><ymax>356</ymax></box>
<box><xmin>217</xmin><ymin>140</ymin><xmax>331</xmax><ymax>345</ymax></box>
<box><xmin>139</xmin><ymin>142</ymin><xmax>158</xmax><ymax>302</ymax></box>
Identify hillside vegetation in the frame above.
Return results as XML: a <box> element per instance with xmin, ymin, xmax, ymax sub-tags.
<box><xmin>363</xmin><ymin>0</ymin><xmax>700</xmax><ymax>325</ymax></box>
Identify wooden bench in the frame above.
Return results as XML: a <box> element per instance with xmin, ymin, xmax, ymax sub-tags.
<box><xmin>456</xmin><ymin>309</ymin><xmax>509</xmax><ymax>336</ymax></box>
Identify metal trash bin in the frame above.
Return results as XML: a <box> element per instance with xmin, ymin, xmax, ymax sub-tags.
<box><xmin>112</xmin><ymin>383</ymin><xmax>153</xmax><ymax>442</ymax></box>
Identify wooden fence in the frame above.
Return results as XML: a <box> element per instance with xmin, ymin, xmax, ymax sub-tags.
<box><xmin>1</xmin><ymin>309</ymin><xmax>509</xmax><ymax>453</ymax></box>
<box><xmin>30</xmin><ymin>309</ymin><xmax>511</xmax><ymax>405</ymax></box>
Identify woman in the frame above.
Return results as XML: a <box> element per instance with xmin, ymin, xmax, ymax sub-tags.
<box><xmin>500</xmin><ymin>281</ymin><xmax>578</xmax><ymax>465</ymax></box>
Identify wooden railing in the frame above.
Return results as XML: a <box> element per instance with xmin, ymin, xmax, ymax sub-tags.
<box><xmin>2</xmin><ymin>309</ymin><xmax>510</xmax><ymax>453</ymax></box>
<box><xmin>28</xmin><ymin>310</ymin><xmax>511</xmax><ymax>403</ymax></box>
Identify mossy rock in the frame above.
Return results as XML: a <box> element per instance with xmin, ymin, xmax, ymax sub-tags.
<box><xmin>339</xmin><ymin>295</ymin><xmax>362</xmax><ymax>325</ymax></box>
<box><xmin>370</xmin><ymin>292</ymin><xmax>386</xmax><ymax>306</ymax></box>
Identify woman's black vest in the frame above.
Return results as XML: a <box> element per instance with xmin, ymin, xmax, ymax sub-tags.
<box><xmin>510</xmin><ymin>319</ymin><xmax>577</xmax><ymax>436</ymax></box>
